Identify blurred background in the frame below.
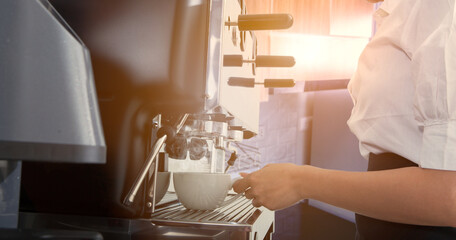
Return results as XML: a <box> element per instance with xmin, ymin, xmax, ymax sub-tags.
<box><xmin>226</xmin><ymin>1</ymin><xmax>379</xmax><ymax>239</ymax></box>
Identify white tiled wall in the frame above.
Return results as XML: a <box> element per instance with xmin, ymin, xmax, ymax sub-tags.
<box><xmin>229</xmin><ymin>91</ymin><xmax>315</xmax><ymax>175</ymax></box>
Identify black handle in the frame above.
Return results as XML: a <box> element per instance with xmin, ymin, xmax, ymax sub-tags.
<box><xmin>228</xmin><ymin>77</ymin><xmax>255</xmax><ymax>87</ymax></box>
<box><xmin>224</xmin><ymin>54</ymin><xmax>295</xmax><ymax>68</ymax></box>
<box><xmin>223</xmin><ymin>55</ymin><xmax>244</xmax><ymax>67</ymax></box>
<box><xmin>264</xmin><ymin>79</ymin><xmax>295</xmax><ymax>88</ymax></box>
<box><xmin>256</xmin><ymin>55</ymin><xmax>296</xmax><ymax>68</ymax></box>
<box><xmin>228</xmin><ymin>77</ymin><xmax>295</xmax><ymax>88</ymax></box>
<box><xmin>238</xmin><ymin>14</ymin><xmax>293</xmax><ymax>31</ymax></box>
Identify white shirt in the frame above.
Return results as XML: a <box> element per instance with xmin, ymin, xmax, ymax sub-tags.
<box><xmin>347</xmin><ymin>0</ymin><xmax>456</xmax><ymax>170</ymax></box>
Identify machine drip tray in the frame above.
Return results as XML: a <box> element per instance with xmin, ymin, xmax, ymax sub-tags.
<box><xmin>149</xmin><ymin>192</ymin><xmax>274</xmax><ymax>239</ymax></box>
<box><xmin>16</xmin><ymin>193</ymin><xmax>274</xmax><ymax>240</ymax></box>
<box><xmin>151</xmin><ymin>193</ymin><xmax>261</xmax><ymax>230</ymax></box>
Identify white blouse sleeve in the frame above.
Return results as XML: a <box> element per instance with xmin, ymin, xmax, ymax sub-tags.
<box><xmin>402</xmin><ymin>1</ymin><xmax>456</xmax><ymax>170</ymax></box>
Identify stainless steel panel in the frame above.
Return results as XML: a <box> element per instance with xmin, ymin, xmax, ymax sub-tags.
<box><xmin>0</xmin><ymin>0</ymin><xmax>105</xmax><ymax>163</ymax></box>
<box><xmin>0</xmin><ymin>160</ymin><xmax>21</xmax><ymax>228</ymax></box>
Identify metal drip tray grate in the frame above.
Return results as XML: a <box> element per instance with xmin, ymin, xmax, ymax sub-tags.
<box><xmin>150</xmin><ymin>193</ymin><xmax>262</xmax><ymax>231</ymax></box>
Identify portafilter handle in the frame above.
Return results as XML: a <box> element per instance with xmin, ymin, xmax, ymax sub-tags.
<box><xmin>123</xmin><ymin>114</ymin><xmax>189</xmax><ymax>208</ymax></box>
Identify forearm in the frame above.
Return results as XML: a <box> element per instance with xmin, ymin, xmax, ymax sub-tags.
<box><xmin>300</xmin><ymin>165</ymin><xmax>456</xmax><ymax>227</ymax></box>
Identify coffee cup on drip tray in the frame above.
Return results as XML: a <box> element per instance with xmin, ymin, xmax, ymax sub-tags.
<box><xmin>173</xmin><ymin>172</ymin><xmax>241</xmax><ymax>210</ymax></box>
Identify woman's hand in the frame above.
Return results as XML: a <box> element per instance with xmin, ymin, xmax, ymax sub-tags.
<box><xmin>232</xmin><ymin>163</ymin><xmax>308</xmax><ymax>210</ymax></box>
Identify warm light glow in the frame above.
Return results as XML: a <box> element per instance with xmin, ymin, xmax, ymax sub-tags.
<box><xmin>330</xmin><ymin>0</ymin><xmax>375</xmax><ymax>37</ymax></box>
<box><xmin>330</xmin><ymin>14</ymin><xmax>373</xmax><ymax>37</ymax></box>
<box><xmin>269</xmin><ymin>32</ymin><xmax>370</xmax><ymax>81</ymax></box>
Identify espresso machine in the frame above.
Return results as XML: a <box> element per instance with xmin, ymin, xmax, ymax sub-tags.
<box><xmin>0</xmin><ymin>0</ymin><xmax>295</xmax><ymax>239</ymax></box>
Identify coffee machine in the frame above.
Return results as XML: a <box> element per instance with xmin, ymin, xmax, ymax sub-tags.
<box><xmin>1</xmin><ymin>0</ymin><xmax>295</xmax><ymax>239</ymax></box>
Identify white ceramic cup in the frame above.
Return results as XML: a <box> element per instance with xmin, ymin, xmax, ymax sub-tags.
<box><xmin>173</xmin><ymin>172</ymin><xmax>241</xmax><ymax>210</ymax></box>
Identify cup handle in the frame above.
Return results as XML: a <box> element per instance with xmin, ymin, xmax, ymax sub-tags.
<box><xmin>217</xmin><ymin>177</ymin><xmax>244</xmax><ymax>208</ymax></box>
<box><xmin>230</xmin><ymin>176</ymin><xmax>242</xmax><ymax>187</ymax></box>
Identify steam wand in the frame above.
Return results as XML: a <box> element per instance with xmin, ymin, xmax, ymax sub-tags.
<box><xmin>123</xmin><ymin>114</ymin><xmax>189</xmax><ymax>207</ymax></box>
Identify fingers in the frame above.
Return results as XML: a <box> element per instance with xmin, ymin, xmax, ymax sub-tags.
<box><xmin>244</xmin><ymin>188</ymin><xmax>254</xmax><ymax>199</ymax></box>
<box><xmin>252</xmin><ymin>198</ymin><xmax>262</xmax><ymax>208</ymax></box>
<box><xmin>231</xmin><ymin>171</ymin><xmax>266</xmax><ymax>209</ymax></box>
<box><xmin>245</xmin><ymin>188</ymin><xmax>265</xmax><ymax>209</ymax></box>
<box><xmin>232</xmin><ymin>174</ymin><xmax>250</xmax><ymax>193</ymax></box>
<box><xmin>247</xmin><ymin>191</ymin><xmax>263</xmax><ymax>208</ymax></box>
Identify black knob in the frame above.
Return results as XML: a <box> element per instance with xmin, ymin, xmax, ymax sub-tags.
<box><xmin>165</xmin><ymin>135</ymin><xmax>187</xmax><ymax>160</ymax></box>
<box><xmin>256</xmin><ymin>55</ymin><xmax>296</xmax><ymax>68</ymax></box>
<box><xmin>237</xmin><ymin>14</ymin><xmax>293</xmax><ymax>31</ymax></box>
<box><xmin>188</xmin><ymin>138</ymin><xmax>209</xmax><ymax>160</ymax></box>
